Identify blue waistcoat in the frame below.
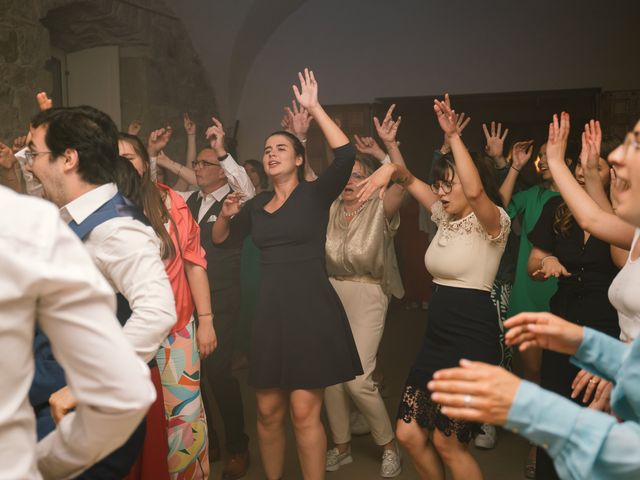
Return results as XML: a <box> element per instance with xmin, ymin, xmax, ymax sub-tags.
<box><xmin>30</xmin><ymin>192</ymin><xmax>151</xmax><ymax>479</ymax></box>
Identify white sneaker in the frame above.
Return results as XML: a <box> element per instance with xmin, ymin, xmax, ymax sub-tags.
<box><xmin>380</xmin><ymin>443</ymin><xmax>401</xmax><ymax>478</ymax></box>
<box><xmin>326</xmin><ymin>447</ymin><xmax>353</xmax><ymax>472</ymax></box>
<box><xmin>350</xmin><ymin>410</ymin><xmax>371</xmax><ymax>436</ymax></box>
<box><xmin>474</xmin><ymin>424</ymin><xmax>497</xmax><ymax>449</ymax></box>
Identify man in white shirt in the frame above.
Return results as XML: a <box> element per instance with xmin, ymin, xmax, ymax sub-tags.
<box><xmin>0</xmin><ymin>185</ymin><xmax>155</xmax><ymax>480</ymax></box>
<box><xmin>24</xmin><ymin>105</ymin><xmax>177</xmax><ymax>477</ymax></box>
<box><xmin>182</xmin><ymin>125</ymin><xmax>255</xmax><ymax>478</ymax></box>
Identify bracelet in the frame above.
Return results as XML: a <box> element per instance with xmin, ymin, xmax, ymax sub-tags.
<box><xmin>218</xmin><ymin>153</ymin><xmax>229</xmax><ymax>161</ymax></box>
<box><xmin>511</xmin><ymin>165</ymin><xmax>521</xmax><ymax>173</ymax></box>
<box><xmin>177</xmin><ymin>164</ymin><xmax>183</xmax><ymax>177</ymax></box>
<box><xmin>198</xmin><ymin>312</ymin><xmax>213</xmax><ymax>317</ymax></box>
<box><xmin>540</xmin><ymin>255</ymin><xmax>557</xmax><ymax>269</ymax></box>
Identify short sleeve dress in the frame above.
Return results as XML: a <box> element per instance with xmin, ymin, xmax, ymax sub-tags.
<box><xmin>225</xmin><ymin>144</ymin><xmax>363</xmax><ymax>389</ymax></box>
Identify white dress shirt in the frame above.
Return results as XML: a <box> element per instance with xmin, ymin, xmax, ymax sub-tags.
<box><xmin>0</xmin><ymin>186</ymin><xmax>155</xmax><ymax>480</ymax></box>
<box><xmin>176</xmin><ymin>153</ymin><xmax>256</xmax><ymax>222</ymax></box>
<box><xmin>60</xmin><ymin>183</ymin><xmax>177</xmax><ymax>363</ymax></box>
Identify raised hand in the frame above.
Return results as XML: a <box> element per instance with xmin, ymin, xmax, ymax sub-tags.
<box><xmin>183</xmin><ymin>113</ymin><xmax>196</xmax><ymax>136</ymax></box>
<box><xmin>433</xmin><ymin>94</ymin><xmax>459</xmax><ymax>137</ymax></box>
<box><xmin>482</xmin><ymin>121</ymin><xmax>509</xmax><ymax>159</ymax></box>
<box><xmin>147</xmin><ymin>126</ymin><xmax>172</xmax><ymax>157</ymax></box>
<box><xmin>546</xmin><ymin>112</ymin><xmax>570</xmax><ymax>165</ymax></box>
<box><xmin>356</xmin><ymin>163</ymin><xmax>396</xmax><ymax>202</ymax></box>
<box><xmin>280</xmin><ymin>112</ymin><xmax>294</xmax><ymax>133</ymax></box>
<box><xmin>504</xmin><ymin>311</ymin><xmax>584</xmax><ymax>355</ymax></box>
<box><xmin>580</xmin><ymin>120</ymin><xmax>602</xmax><ymax>172</ymax></box>
<box><xmin>12</xmin><ymin>136</ymin><xmax>27</xmax><ymax>153</ymax></box>
<box><xmin>219</xmin><ymin>191</ymin><xmax>243</xmax><ymax>219</ymax></box>
<box><xmin>205</xmin><ymin>117</ymin><xmax>226</xmax><ymax>156</ymax></box>
<box><xmin>0</xmin><ymin>143</ymin><xmax>17</xmax><ymax>169</ymax></box>
<box><xmin>292</xmin><ymin>68</ymin><xmax>319</xmax><ymax>112</ymax></box>
<box><xmin>374</xmin><ymin>104</ymin><xmax>402</xmax><ymax>145</ymax></box>
<box><xmin>285</xmin><ymin>100</ymin><xmax>313</xmax><ymax>141</ymax></box>
<box><xmin>512</xmin><ymin>140</ymin><xmax>534</xmax><ymax>171</ymax></box>
<box><xmin>354</xmin><ymin>134</ymin><xmax>386</xmax><ymax>161</ymax></box>
<box><xmin>127</xmin><ymin>119</ymin><xmax>142</xmax><ymax>136</ymax></box>
<box><xmin>441</xmin><ymin>111</ymin><xmax>471</xmax><ymax>153</ymax></box>
<box><xmin>36</xmin><ymin>91</ymin><xmax>53</xmax><ymax>111</ymax></box>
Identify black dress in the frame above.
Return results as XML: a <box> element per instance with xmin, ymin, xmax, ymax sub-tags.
<box><xmin>226</xmin><ymin>144</ymin><xmax>363</xmax><ymax>389</ymax></box>
<box><xmin>528</xmin><ymin>196</ymin><xmax>620</xmax><ymax>479</ymax></box>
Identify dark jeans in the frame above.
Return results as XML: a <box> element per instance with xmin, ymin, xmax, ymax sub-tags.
<box><xmin>200</xmin><ymin>289</ymin><xmax>249</xmax><ymax>454</ymax></box>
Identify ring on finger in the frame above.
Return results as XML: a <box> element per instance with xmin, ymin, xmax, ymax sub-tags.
<box><xmin>589</xmin><ymin>378</ymin><xmax>599</xmax><ymax>384</ymax></box>
<box><xmin>463</xmin><ymin>394</ymin><xmax>473</xmax><ymax>408</ymax></box>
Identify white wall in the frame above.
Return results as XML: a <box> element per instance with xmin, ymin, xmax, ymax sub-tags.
<box><xmin>235</xmin><ymin>0</ymin><xmax>640</xmax><ymax>159</ymax></box>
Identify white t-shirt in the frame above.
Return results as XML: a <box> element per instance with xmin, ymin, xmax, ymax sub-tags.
<box><xmin>425</xmin><ymin>201</ymin><xmax>511</xmax><ymax>292</ymax></box>
<box><xmin>609</xmin><ymin>228</ymin><xmax>640</xmax><ymax>342</ymax></box>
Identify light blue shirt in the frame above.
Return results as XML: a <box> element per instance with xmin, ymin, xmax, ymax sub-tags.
<box><xmin>505</xmin><ymin>327</ymin><xmax>640</xmax><ymax>479</ymax></box>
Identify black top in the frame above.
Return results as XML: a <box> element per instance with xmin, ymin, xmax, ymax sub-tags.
<box><xmin>221</xmin><ymin>143</ymin><xmax>363</xmax><ymax>389</ymax></box>
<box><xmin>227</xmin><ymin>143</ymin><xmax>355</xmax><ymax>262</ymax></box>
<box><xmin>528</xmin><ymin>196</ymin><xmax>619</xmax><ymax>292</ymax></box>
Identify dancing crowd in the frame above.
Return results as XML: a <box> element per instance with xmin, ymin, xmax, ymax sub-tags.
<box><xmin>1</xmin><ymin>68</ymin><xmax>639</xmax><ymax>480</ymax></box>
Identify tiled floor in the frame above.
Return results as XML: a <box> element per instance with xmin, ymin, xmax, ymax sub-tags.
<box><xmin>209</xmin><ymin>306</ymin><xmax>531</xmax><ymax>479</ymax></box>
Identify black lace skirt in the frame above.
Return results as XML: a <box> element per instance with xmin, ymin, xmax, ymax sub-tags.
<box><xmin>396</xmin><ymin>284</ymin><xmax>501</xmax><ymax>443</ymax></box>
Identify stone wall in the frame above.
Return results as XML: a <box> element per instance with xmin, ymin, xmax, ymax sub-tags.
<box><xmin>0</xmin><ymin>0</ymin><xmax>218</xmax><ymax>166</ymax></box>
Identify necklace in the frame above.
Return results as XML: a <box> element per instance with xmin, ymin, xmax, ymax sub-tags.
<box><xmin>343</xmin><ymin>202</ymin><xmax>367</xmax><ymax>218</ymax></box>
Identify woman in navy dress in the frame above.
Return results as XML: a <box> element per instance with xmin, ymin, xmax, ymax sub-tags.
<box><xmin>213</xmin><ymin>69</ymin><xmax>362</xmax><ymax>480</ymax></box>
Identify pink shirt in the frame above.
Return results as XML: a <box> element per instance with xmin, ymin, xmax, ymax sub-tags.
<box><xmin>158</xmin><ymin>183</ymin><xmax>207</xmax><ymax>333</ymax></box>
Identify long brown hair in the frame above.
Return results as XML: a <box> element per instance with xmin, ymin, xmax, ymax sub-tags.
<box><xmin>118</xmin><ymin>133</ymin><xmax>176</xmax><ymax>260</ymax></box>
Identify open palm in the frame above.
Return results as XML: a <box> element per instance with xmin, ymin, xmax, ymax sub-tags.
<box><xmin>293</xmin><ymin>68</ymin><xmax>319</xmax><ymax>111</ymax></box>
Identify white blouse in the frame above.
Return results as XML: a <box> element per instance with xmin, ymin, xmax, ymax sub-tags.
<box><xmin>425</xmin><ymin>201</ymin><xmax>511</xmax><ymax>292</ymax></box>
<box><xmin>609</xmin><ymin>228</ymin><xmax>640</xmax><ymax>343</ymax></box>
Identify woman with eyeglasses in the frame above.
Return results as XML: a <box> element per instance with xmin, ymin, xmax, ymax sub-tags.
<box><xmin>427</xmin><ymin>115</ymin><xmax>640</xmax><ymax>480</ymax></box>
<box><xmin>323</xmin><ymin>116</ymin><xmax>405</xmax><ymax>476</ymax></box>
<box><xmin>357</xmin><ymin>95</ymin><xmax>509</xmax><ymax>480</ymax></box>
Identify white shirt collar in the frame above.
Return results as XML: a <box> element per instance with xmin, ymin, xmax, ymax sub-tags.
<box><xmin>198</xmin><ymin>183</ymin><xmax>230</xmax><ymax>203</ymax></box>
<box><xmin>60</xmin><ymin>183</ymin><xmax>118</xmax><ymax>224</ymax></box>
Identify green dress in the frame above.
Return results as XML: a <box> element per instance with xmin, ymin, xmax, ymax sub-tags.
<box><xmin>237</xmin><ymin>236</ymin><xmax>261</xmax><ymax>353</ymax></box>
<box><xmin>506</xmin><ymin>185</ymin><xmax>560</xmax><ymax>317</ymax></box>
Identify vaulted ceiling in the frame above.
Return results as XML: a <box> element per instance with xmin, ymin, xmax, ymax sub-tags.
<box><xmin>171</xmin><ymin>0</ymin><xmax>308</xmax><ymax>122</ymax></box>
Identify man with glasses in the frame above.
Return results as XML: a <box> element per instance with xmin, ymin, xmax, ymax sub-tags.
<box><xmin>178</xmin><ymin>119</ymin><xmax>255</xmax><ymax>480</ymax></box>
<box><xmin>24</xmin><ymin>105</ymin><xmax>177</xmax><ymax>478</ymax></box>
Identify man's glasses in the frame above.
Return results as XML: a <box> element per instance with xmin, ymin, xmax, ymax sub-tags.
<box><xmin>24</xmin><ymin>150</ymin><xmax>51</xmax><ymax>166</ymax></box>
<box><xmin>430</xmin><ymin>180</ymin><xmax>455</xmax><ymax>194</ymax></box>
<box><xmin>191</xmin><ymin>160</ymin><xmax>221</xmax><ymax>169</ymax></box>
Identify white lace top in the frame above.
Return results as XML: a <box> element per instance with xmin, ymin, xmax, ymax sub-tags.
<box><xmin>425</xmin><ymin>201</ymin><xmax>511</xmax><ymax>292</ymax></box>
<box><xmin>609</xmin><ymin>228</ymin><xmax>640</xmax><ymax>343</ymax></box>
